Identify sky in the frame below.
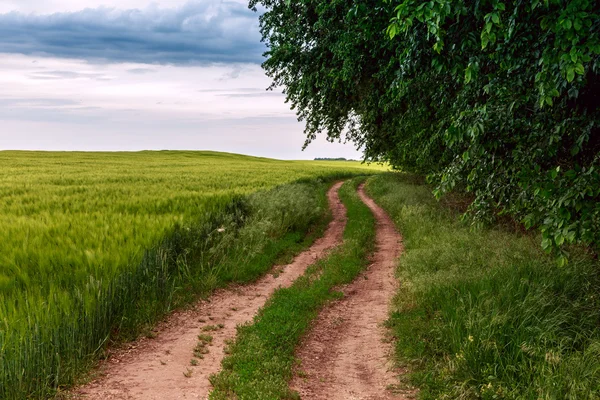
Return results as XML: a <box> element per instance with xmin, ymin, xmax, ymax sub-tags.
<box><xmin>0</xmin><ymin>0</ymin><xmax>362</xmax><ymax>160</ymax></box>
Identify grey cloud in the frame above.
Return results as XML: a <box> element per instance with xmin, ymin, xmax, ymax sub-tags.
<box><xmin>219</xmin><ymin>65</ymin><xmax>252</xmax><ymax>80</ymax></box>
<box><xmin>0</xmin><ymin>1</ymin><xmax>265</xmax><ymax>65</ymax></box>
<box><xmin>127</xmin><ymin>68</ymin><xmax>156</xmax><ymax>74</ymax></box>
<box><xmin>28</xmin><ymin>70</ymin><xmax>112</xmax><ymax>80</ymax></box>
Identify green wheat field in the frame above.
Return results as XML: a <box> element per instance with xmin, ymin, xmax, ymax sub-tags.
<box><xmin>0</xmin><ymin>150</ymin><xmax>384</xmax><ymax>398</ymax></box>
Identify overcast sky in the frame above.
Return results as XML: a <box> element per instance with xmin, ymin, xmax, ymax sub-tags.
<box><xmin>0</xmin><ymin>0</ymin><xmax>362</xmax><ymax>159</ymax></box>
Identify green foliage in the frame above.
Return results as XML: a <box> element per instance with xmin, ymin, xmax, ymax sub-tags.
<box><xmin>251</xmin><ymin>0</ymin><xmax>600</xmax><ymax>258</ymax></box>
<box><xmin>367</xmin><ymin>173</ymin><xmax>600</xmax><ymax>399</ymax></box>
<box><xmin>209</xmin><ymin>178</ymin><xmax>376</xmax><ymax>399</ymax></box>
<box><xmin>0</xmin><ymin>151</ymin><xmax>382</xmax><ymax>399</ymax></box>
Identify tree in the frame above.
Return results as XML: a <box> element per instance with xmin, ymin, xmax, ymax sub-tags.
<box><xmin>250</xmin><ymin>0</ymin><xmax>600</xmax><ymax>261</ymax></box>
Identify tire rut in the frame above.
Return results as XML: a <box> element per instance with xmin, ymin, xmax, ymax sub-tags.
<box><xmin>72</xmin><ymin>181</ymin><xmax>347</xmax><ymax>400</ymax></box>
<box><xmin>290</xmin><ymin>183</ymin><xmax>409</xmax><ymax>400</ymax></box>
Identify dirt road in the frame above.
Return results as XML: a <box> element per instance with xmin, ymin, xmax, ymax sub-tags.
<box><xmin>290</xmin><ymin>183</ymin><xmax>406</xmax><ymax>400</ymax></box>
<box><xmin>73</xmin><ymin>181</ymin><xmax>347</xmax><ymax>400</ymax></box>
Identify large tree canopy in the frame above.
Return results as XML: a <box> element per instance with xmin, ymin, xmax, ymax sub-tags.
<box><xmin>250</xmin><ymin>0</ymin><xmax>600</xmax><ymax>261</ymax></box>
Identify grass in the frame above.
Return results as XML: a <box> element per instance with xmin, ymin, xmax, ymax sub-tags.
<box><xmin>209</xmin><ymin>177</ymin><xmax>376</xmax><ymax>399</ymax></box>
<box><xmin>0</xmin><ymin>150</ymin><xmax>385</xmax><ymax>399</ymax></box>
<box><xmin>194</xmin><ymin>336</ymin><xmax>212</xmax><ymax>359</ymax></box>
<box><xmin>366</xmin><ymin>173</ymin><xmax>600</xmax><ymax>399</ymax></box>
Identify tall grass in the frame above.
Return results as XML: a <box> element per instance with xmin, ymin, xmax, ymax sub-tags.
<box><xmin>0</xmin><ymin>151</ymin><xmax>384</xmax><ymax>399</ymax></box>
<box><xmin>366</xmin><ymin>173</ymin><xmax>600</xmax><ymax>399</ymax></box>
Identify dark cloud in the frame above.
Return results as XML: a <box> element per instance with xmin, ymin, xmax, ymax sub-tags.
<box><xmin>0</xmin><ymin>1</ymin><xmax>265</xmax><ymax>64</ymax></box>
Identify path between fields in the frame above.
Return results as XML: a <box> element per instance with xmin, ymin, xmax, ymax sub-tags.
<box><xmin>290</xmin><ymin>183</ymin><xmax>410</xmax><ymax>400</ymax></box>
<box><xmin>73</xmin><ymin>181</ymin><xmax>347</xmax><ymax>400</ymax></box>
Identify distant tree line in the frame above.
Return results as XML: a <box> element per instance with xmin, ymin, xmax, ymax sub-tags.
<box><xmin>314</xmin><ymin>157</ymin><xmax>349</xmax><ymax>161</ymax></box>
<box><xmin>250</xmin><ymin>0</ymin><xmax>599</xmax><ymax>262</ymax></box>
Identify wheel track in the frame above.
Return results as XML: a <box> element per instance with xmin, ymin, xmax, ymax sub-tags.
<box><xmin>73</xmin><ymin>181</ymin><xmax>347</xmax><ymax>400</ymax></box>
<box><xmin>290</xmin><ymin>182</ymin><xmax>409</xmax><ymax>400</ymax></box>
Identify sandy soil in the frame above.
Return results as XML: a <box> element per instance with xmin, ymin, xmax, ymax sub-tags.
<box><xmin>290</xmin><ymin>183</ymin><xmax>409</xmax><ymax>400</ymax></box>
<box><xmin>72</xmin><ymin>181</ymin><xmax>347</xmax><ymax>400</ymax></box>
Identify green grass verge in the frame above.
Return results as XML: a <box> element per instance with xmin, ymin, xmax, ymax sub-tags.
<box><xmin>209</xmin><ymin>177</ymin><xmax>376</xmax><ymax>399</ymax></box>
<box><xmin>2</xmin><ymin>179</ymin><xmax>343</xmax><ymax>400</ymax></box>
<box><xmin>366</xmin><ymin>173</ymin><xmax>600</xmax><ymax>399</ymax></box>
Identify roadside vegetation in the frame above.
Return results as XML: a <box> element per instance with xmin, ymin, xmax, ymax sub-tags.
<box><xmin>209</xmin><ymin>178</ymin><xmax>376</xmax><ymax>400</ymax></box>
<box><xmin>0</xmin><ymin>151</ymin><xmax>383</xmax><ymax>399</ymax></box>
<box><xmin>367</xmin><ymin>173</ymin><xmax>600</xmax><ymax>399</ymax></box>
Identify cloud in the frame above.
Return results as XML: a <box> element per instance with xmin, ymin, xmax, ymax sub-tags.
<box><xmin>0</xmin><ymin>1</ymin><xmax>265</xmax><ymax>65</ymax></box>
<box><xmin>28</xmin><ymin>70</ymin><xmax>112</xmax><ymax>80</ymax></box>
<box><xmin>219</xmin><ymin>64</ymin><xmax>253</xmax><ymax>80</ymax></box>
<box><xmin>0</xmin><ymin>97</ymin><xmax>81</xmax><ymax>108</ymax></box>
<box><xmin>222</xmin><ymin>93</ymin><xmax>282</xmax><ymax>98</ymax></box>
<box><xmin>217</xmin><ymin>91</ymin><xmax>283</xmax><ymax>98</ymax></box>
<box><xmin>197</xmin><ymin>88</ymin><xmax>266</xmax><ymax>93</ymax></box>
<box><xmin>127</xmin><ymin>68</ymin><xmax>156</xmax><ymax>74</ymax></box>
<box><xmin>195</xmin><ymin>87</ymin><xmax>283</xmax><ymax>98</ymax></box>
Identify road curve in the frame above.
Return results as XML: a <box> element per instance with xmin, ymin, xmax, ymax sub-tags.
<box><xmin>73</xmin><ymin>181</ymin><xmax>347</xmax><ymax>400</ymax></box>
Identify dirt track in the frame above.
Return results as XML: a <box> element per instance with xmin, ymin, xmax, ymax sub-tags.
<box><xmin>73</xmin><ymin>181</ymin><xmax>347</xmax><ymax>400</ymax></box>
<box><xmin>290</xmin><ymin>183</ymin><xmax>406</xmax><ymax>400</ymax></box>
